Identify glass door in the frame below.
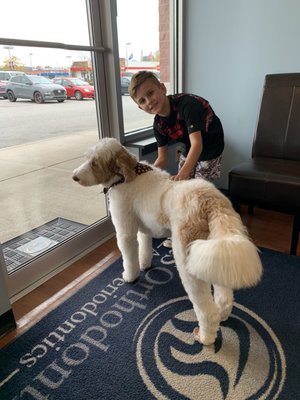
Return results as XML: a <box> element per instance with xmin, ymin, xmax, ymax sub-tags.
<box><xmin>0</xmin><ymin>0</ymin><xmax>117</xmax><ymax>300</ymax></box>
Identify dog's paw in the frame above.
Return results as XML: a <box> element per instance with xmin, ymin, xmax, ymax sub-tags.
<box><xmin>193</xmin><ymin>327</ymin><xmax>215</xmax><ymax>346</ymax></box>
<box><xmin>122</xmin><ymin>270</ymin><xmax>139</xmax><ymax>283</ymax></box>
<box><xmin>140</xmin><ymin>262</ymin><xmax>152</xmax><ymax>271</ymax></box>
<box><xmin>219</xmin><ymin>304</ymin><xmax>232</xmax><ymax>322</ymax></box>
<box><xmin>139</xmin><ymin>251</ymin><xmax>152</xmax><ymax>271</ymax></box>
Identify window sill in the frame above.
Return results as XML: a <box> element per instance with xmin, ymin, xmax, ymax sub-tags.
<box><xmin>124</xmin><ymin>136</ymin><xmax>157</xmax><ymax>156</ymax></box>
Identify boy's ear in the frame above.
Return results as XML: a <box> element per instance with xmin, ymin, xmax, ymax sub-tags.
<box><xmin>160</xmin><ymin>82</ymin><xmax>167</xmax><ymax>94</ymax></box>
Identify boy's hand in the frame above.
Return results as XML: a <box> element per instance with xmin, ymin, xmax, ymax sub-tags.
<box><xmin>171</xmin><ymin>173</ymin><xmax>190</xmax><ymax>181</ymax></box>
<box><xmin>171</xmin><ymin>132</ymin><xmax>202</xmax><ymax>181</ymax></box>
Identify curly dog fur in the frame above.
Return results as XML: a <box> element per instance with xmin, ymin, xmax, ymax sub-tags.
<box><xmin>73</xmin><ymin>138</ymin><xmax>263</xmax><ymax>345</ymax></box>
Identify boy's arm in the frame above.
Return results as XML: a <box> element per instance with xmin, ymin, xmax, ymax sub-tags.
<box><xmin>154</xmin><ymin>145</ymin><xmax>168</xmax><ymax>169</ymax></box>
<box><xmin>172</xmin><ymin>131</ymin><xmax>202</xmax><ymax>181</ymax></box>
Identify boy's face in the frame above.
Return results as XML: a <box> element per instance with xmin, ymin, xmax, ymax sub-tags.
<box><xmin>133</xmin><ymin>80</ymin><xmax>169</xmax><ymax>116</ymax></box>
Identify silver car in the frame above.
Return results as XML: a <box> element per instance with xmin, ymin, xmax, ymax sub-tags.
<box><xmin>6</xmin><ymin>74</ymin><xmax>67</xmax><ymax>103</ymax></box>
<box><xmin>0</xmin><ymin>71</ymin><xmax>25</xmax><ymax>98</ymax></box>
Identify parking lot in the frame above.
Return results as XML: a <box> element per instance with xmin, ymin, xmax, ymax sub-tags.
<box><xmin>0</xmin><ymin>96</ymin><xmax>153</xmax><ymax>148</ymax></box>
<box><xmin>0</xmin><ymin>94</ymin><xmax>154</xmax><ymax>244</ymax></box>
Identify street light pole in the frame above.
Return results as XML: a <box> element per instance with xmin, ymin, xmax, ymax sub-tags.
<box><xmin>29</xmin><ymin>53</ymin><xmax>33</xmax><ymax>72</ymax></box>
<box><xmin>4</xmin><ymin>46</ymin><xmax>14</xmax><ymax>70</ymax></box>
<box><xmin>125</xmin><ymin>42</ymin><xmax>131</xmax><ymax>71</ymax></box>
<box><xmin>66</xmin><ymin>56</ymin><xmax>72</xmax><ymax>76</ymax></box>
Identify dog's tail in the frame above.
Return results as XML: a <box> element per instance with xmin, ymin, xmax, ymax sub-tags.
<box><xmin>186</xmin><ymin>211</ymin><xmax>263</xmax><ymax>289</ymax></box>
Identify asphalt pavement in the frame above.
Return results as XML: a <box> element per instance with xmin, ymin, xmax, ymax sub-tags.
<box><xmin>0</xmin><ymin>96</ymin><xmax>153</xmax><ymax>148</ymax></box>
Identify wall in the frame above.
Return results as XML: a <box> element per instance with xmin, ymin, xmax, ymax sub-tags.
<box><xmin>183</xmin><ymin>0</ymin><xmax>300</xmax><ymax>189</ymax></box>
<box><xmin>159</xmin><ymin>0</ymin><xmax>170</xmax><ymax>82</ymax></box>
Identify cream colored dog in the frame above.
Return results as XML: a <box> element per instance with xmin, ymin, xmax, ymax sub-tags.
<box><xmin>72</xmin><ymin>138</ymin><xmax>263</xmax><ymax>345</ymax></box>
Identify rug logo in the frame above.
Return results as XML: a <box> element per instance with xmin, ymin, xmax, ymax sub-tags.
<box><xmin>2</xmin><ymin>264</ymin><xmax>174</xmax><ymax>399</ymax></box>
<box><xmin>134</xmin><ymin>297</ymin><xmax>286</xmax><ymax>400</ymax></box>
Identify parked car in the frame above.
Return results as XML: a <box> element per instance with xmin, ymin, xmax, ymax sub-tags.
<box><xmin>53</xmin><ymin>77</ymin><xmax>94</xmax><ymax>100</ymax></box>
<box><xmin>122</xmin><ymin>72</ymin><xmax>133</xmax><ymax>79</ymax></box>
<box><xmin>121</xmin><ymin>77</ymin><xmax>131</xmax><ymax>95</ymax></box>
<box><xmin>0</xmin><ymin>71</ymin><xmax>25</xmax><ymax>98</ymax></box>
<box><xmin>6</xmin><ymin>75</ymin><xmax>67</xmax><ymax>103</ymax></box>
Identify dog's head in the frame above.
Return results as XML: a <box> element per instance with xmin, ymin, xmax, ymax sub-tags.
<box><xmin>72</xmin><ymin>138</ymin><xmax>137</xmax><ymax>188</ymax></box>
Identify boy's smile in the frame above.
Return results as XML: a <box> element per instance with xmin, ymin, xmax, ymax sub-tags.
<box><xmin>134</xmin><ymin>81</ymin><xmax>170</xmax><ymax>117</ymax></box>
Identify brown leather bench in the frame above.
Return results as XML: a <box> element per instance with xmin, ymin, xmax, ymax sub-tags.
<box><xmin>228</xmin><ymin>73</ymin><xmax>300</xmax><ymax>255</ymax></box>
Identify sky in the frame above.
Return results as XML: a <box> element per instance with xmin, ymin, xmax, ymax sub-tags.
<box><xmin>0</xmin><ymin>0</ymin><xmax>159</xmax><ymax>69</ymax></box>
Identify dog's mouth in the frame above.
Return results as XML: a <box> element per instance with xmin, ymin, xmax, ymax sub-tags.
<box><xmin>72</xmin><ymin>175</ymin><xmax>91</xmax><ymax>187</ymax></box>
<box><xmin>72</xmin><ymin>170</ymin><xmax>97</xmax><ymax>187</ymax></box>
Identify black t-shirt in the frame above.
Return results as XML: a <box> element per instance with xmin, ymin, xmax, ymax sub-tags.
<box><xmin>153</xmin><ymin>94</ymin><xmax>224</xmax><ymax>161</ymax></box>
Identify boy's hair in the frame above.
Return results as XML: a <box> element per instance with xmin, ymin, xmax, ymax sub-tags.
<box><xmin>128</xmin><ymin>71</ymin><xmax>160</xmax><ymax>99</ymax></box>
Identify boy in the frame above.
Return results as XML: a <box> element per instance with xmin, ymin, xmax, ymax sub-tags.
<box><xmin>129</xmin><ymin>71</ymin><xmax>224</xmax><ymax>247</ymax></box>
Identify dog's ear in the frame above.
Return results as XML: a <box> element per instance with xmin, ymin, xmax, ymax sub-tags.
<box><xmin>114</xmin><ymin>147</ymin><xmax>137</xmax><ymax>182</ymax></box>
<box><xmin>90</xmin><ymin>155</ymin><xmax>115</xmax><ymax>183</ymax></box>
<box><xmin>90</xmin><ymin>157</ymin><xmax>98</xmax><ymax>170</ymax></box>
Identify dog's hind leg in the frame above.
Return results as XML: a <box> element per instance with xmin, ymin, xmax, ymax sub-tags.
<box><xmin>213</xmin><ymin>285</ymin><xmax>233</xmax><ymax>322</ymax></box>
<box><xmin>172</xmin><ymin>236</ymin><xmax>221</xmax><ymax>345</ymax></box>
<box><xmin>182</xmin><ymin>275</ymin><xmax>221</xmax><ymax>345</ymax></box>
<box><xmin>138</xmin><ymin>232</ymin><xmax>153</xmax><ymax>271</ymax></box>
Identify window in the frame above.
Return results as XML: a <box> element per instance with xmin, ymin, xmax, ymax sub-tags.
<box><xmin>116</xmin><ymin>0</ymin><xmax>177</xmax><ymax>142</ymax></box>
<box><xmin>1</xmin><ymin>0</ymin><xmax>90</xmax><ymax>45</ymax></box>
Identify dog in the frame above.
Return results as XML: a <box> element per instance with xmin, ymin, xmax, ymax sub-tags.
<box><xmin>72</xmin><ymin>138</ymin><xmax>263</xmax><ymax>345</ymax></box>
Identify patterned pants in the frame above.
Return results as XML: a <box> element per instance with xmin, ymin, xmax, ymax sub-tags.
<box><xmin>178</xmin><ymin>154</ymin><xmax>222</xmax><ymax>181</ymax></box>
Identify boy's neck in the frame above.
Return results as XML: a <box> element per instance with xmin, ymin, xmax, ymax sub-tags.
<box><xmin>158</xmin><ymin>96</ymin><xmax>171</xmax><ymax>118</ymax></box>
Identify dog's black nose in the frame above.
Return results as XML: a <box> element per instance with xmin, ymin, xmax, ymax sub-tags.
<box><xmin>72</xmin><ymin>175</ymin><xmax>80</xmax><ymax>182</ymax></box>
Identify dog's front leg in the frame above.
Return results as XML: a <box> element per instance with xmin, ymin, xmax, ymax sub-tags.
<box><xmin>138</xmin><ymin>232</ymin><xmax>152</xmax><ymax>271</ymax></box>
<box><xmin>116</xmin><ymin>232</ymin><xmax>140</xmax><ymax>283</ymax></box>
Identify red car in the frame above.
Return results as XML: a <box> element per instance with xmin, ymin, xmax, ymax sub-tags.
<box><xmin>53</xmin><ymin>77</ymin><xmax>94</xmax><ymax>100</ymax></box>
